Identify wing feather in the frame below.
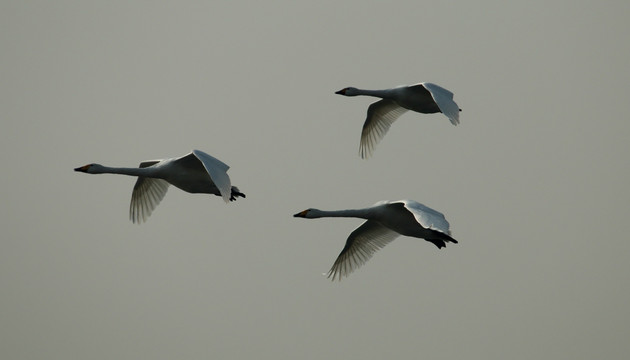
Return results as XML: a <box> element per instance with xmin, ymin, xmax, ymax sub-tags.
<box><xmin>192</xmin><ymin>149</ymin><xmax>232</xmax><ymax>203</ymax></box>
<box><xmin>129</xmin><ymin>177</ymin><xmax>170</xmax><ymax>224</ymax></box>
<box><xmin>327</xmin><ymin>220</ymin><xmax>400</xmax><ymax>281</ymax></box>
<box><xmin>422</xmin><ymin>82</ymin><xmax>460</xmax><ymax>125</ymax></box>
<box><xmin>399</xmin><ymin>200</ymin><xmax>451</xmax><ymax>235</ymax></box>
<box><xmin>359</xmin><ymin>99</ymin><xmax>408</xmax><ymax>159</ymax></box>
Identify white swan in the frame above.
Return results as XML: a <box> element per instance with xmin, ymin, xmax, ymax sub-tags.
<box><xmin>293</xmin><ymin>200</ymin><xmax>457</xmax><ymax>281</ymax></box>
<box><xmin>74</xmin><ymin>149</ymin><xmax>245</xmax><ymax>223</ymax></box>
<box><xmin>335</xmin><ymin>82</ymin><xmax>461</xmax><ymax>158</ymax></box>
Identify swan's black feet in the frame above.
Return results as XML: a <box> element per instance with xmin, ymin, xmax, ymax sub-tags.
<box><xmin>229</xmin><ymin>188</ymin><xmax>246</xmax><ymax>201</ymax></box>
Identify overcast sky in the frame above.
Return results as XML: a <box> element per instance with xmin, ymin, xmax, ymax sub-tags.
<box><xmin>2</xmin><ymin>1</ymin><xmax>629</xmax><ymax>359</ymax></box>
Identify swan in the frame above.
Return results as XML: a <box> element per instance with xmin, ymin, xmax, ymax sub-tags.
<box><xmin>293</xmin><ymin>200</ymin><xmax>457</xmax><ymax>281</ymax></box>
<box><xmin>74</xmin><ymin>149</ymin><xmax>245</xmax><ymax>223</ymax></box>
<box><xmin>335</xmin><ymin>82</ymin><xmax>461</xmax><ymax>158</ymax></box>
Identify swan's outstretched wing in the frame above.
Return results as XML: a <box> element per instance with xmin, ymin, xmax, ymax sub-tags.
<box><xmin>360</xmin><ymin>99</ymin><xmax>409</xmax><ymax>159</ymax></box>
<box><xmin>400</xmin><ymin>200</ymin><xmax>451</xmax><ymax>235</ymax></box>
<box><xmin>327</xmin><ymin>220</ymin><xmax>400</xmax><ymax>281</ymax></box>
<box><xmin>130</xmin><ymin>161</ymin><xmax>169</xmax><ymax>224</ymax></box>
<box><xmin>192</xmin><ymin>149</ymin><xmax>232</xmax><ymax>203</ymax></box>
<box><xmin>422</xmin><ymin>82</ymin><xmax>460</xmax><ymax>126</ymax></box>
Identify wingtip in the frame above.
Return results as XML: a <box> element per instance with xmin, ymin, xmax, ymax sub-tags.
<box><xmin>359</xmin><ymin>146</ymin><xmax>373</xmax><ymax>159</ymax></box>
<box><xmin>324</xmin><ymin>271</ymin><xmax>337</xmax><ymax>281</ymax></box>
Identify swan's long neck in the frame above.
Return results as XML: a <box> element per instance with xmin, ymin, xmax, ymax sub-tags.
<box><xmin>308</xmin><ymin>208</ymin><xmax>373</xmax><ymax>219</ymax></box>
<box><xmin>350</xmin><ymin>88</ymin><xmax>396</xmax><ymax>99</ymax></box>
<box><xmin>93</xmin><ymin>166</ymin><xmax>160</xmax><ymax>178</ymax></box>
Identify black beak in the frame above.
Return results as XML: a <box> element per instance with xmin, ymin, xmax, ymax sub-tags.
<box><xmin>335</xmin><ymin>89</ymin><xmax>344</xmax><ymax>95</ymax></box>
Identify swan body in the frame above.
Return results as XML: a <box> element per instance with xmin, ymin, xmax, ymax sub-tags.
<box><xmin>293</xmin><ymin>200</ymin><xmax>457</xmax><ymax>280</ymax></box>
<box><xmin>74</xmin><ymin>149</ymin><xmax>245</xmax><ymax>223</ymax></box>
<box><xmin>335</xmin><ymin>82</ymin><xmax>461</xmax><ymax>158</ymax></box>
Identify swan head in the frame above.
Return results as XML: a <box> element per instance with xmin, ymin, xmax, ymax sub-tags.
<box><xmin>74</xmin><ymin>163</ymin><xmax>104</xmax><ymax>174</ymax></box>
<box><xmin>335</xmin><ymin>87</ymin><xmax>359</xmax><ymax>96</ymax></box>
<box><xmin>293</xmin><ymin>208</ymin><xmax>318</xmax><ymax>218</ymax></box>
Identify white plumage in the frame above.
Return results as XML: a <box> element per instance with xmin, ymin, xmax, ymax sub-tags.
<box><xmin>335</xmin><ymin>82</ymin><xmax>461</xmax><ymax>158</ymax></box>
<box><xmin>75</xmin><ymin>150</ymin><xmax>245</xmax><ymax>223</ymax></box>
<box><xmin>294</xmin><ymin>200</ymin><xmax>457</xmax><ymax>281</ymax></box>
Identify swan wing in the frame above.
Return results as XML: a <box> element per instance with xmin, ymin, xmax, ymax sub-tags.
<box><xmin>360</xmin><ymin>99</ymin><xmax>408</xmax><ymax>159</ymax></box>
<box><xmin>421</xmin><ymin>82</ymin><xmax>460</xmax><ymax>125</ymax></box>
<box><xmin>327</xmin><ymin>220</ymin><xmax>400</xmax><ymax>281</ymax></box>
<box><xmin>130</xmin><ymin>177</ymin><xmax>170</xmax><ymax>224</ymax></box>
<box><xmin>400</xmin><ymin>200</ymin><xmax>451</xmax><ymax>235</ymax></box>
<box><xmin>192</xmin><ymin>149</ymin><xmax>232</xmax><ymax>203</ymax></box>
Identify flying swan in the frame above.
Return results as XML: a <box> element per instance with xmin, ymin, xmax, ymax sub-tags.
<box><xmin>293</xmin><ymin>200</ymin><xmax>457</xmax><ymax>281</ymax></box>
<box><xmin>74</xmin><ymin>149</ymin><xmax>245</xmax><ymax>223</ymax></box>
<box><xmin>335</xmin><ymin>82</ymin><xmax>461</xmax><ymax>158</ymax></box>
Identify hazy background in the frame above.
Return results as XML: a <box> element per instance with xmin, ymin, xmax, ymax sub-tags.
<box><xmin>2</xmin><ymin>1</ymin><xmax>629</xmax><ymax>359</ymax></box>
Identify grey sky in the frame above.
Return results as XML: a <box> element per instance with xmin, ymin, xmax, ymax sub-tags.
<box><xmin>2</xmin><ymin>1</ymin><xmax>629</xmax><ymax>359</ymax></box>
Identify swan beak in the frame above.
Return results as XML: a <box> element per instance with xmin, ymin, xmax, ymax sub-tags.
<box><xmin>74</xmin><ymin>165</ymin><xmax>90</xmax><ymax>172</ymax></box>
<box><xmin>335</xmin><ymin>89</ymin><xmax>346</xmax><ymax>95</ymax></box>
<box><xmin>293</xmin><ymin>210</ymin><xmax>308</xmax><ymax>218</ymax></box>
